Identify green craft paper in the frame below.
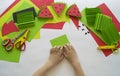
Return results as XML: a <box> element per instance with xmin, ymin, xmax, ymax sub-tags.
<box><xmin>50</xmin><ymin>34</ymin><xmax>70</xmax><ymax>47</ymax></box>
<box><xmin>46</xmin><ymin>5</ymin><xmax>70</xmax><ymax>23</ymax></box>
<box><xmin>0</xmin><ymin>38</ymin><xmax>21</xmax><ymax>62</ymax></box>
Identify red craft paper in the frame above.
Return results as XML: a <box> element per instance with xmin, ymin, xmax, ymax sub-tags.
<box><xmin>42</xmin><ymin>22</ymin><xmax>65</xmax><ymax>29</ymax></box>
<box><xmin>70</xmin><ymin>16</ymin><xmax>79</xmax><ymax>30</ymax></box>
<box><xmin>31</xmin><ymin>0</ymin><xmax>54</xmax><ymax>8</ymax></box>
<box><xmin>89</xmin><ymin>3</ymin><xmax>120</xmax><ymax>56</ymax></box>
<box><xmin>2</xmin><ymin>21</ymin><xmax>19</xmax><ymax>36</ymax></box>
<box><xmin>0</xmin><ymin>0</ymin><xmax>20</xmax><ymax>17</ymax></box>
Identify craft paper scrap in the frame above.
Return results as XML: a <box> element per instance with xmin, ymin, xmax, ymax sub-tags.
<box><xmin>70</xmin><ymin>16</ymin><xmax>79</xmax><ymax>30</ymax></box>
<box><xmin>2</xmin><ymin>20</ymin><xmax>19</xmax><ymax>36</ymax></box>
<box><xmin>50</xmin><ymin>34</ymin><xmax>70</xmax><ymax>47</ymax></box>
<box><xmin>31</xmin><ymin>0</ymin><xmax>54</xmax><ymax>8</ymax></box>
<box><xmin>42</xmin><ymin>22</ymin><xmax>65</xmax><ymax>29</ymax></box>
<box><xmin>0</xmin><ymin>38</ymin><xmax>21</xmax><ymax>62</ymax></box>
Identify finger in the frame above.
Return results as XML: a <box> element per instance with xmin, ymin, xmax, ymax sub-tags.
<box><xmin>60</xmin><ymin>55</ymin><xmax>64</xmax><ymax>61</ymax></box>
<box><xmin>50</xmin><ymin>47</ymin><xmax>54</xmax><ymax>54</ymax></box>
<box><xmin>63</xmin><ymin>44</ymin><xmax>69</xmax><ymax>51</ymax></box>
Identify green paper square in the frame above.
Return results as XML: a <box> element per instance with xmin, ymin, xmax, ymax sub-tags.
<box><xmin>50</xmin><ymin>34</ymin><xmax>70</xmax><ymax>47</ymax></box>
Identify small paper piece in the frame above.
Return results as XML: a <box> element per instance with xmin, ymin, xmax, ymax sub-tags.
<box><xmin>31</xmin><ymin>0</ymin><xmax>54</xmax><ymax>8</ymax></box>
<box><xmin>0</xmin><ymin>0</ymin><xmax>20</xmax><ymax>17</ymax></box>
<box><xmin>0</xmin><ymin>38</ymin><xmax>21</xmax><ymax>62</ymax></box>
<box><xmin>42</xmin><ymin>22</ymin><xmax>65</xmax><ymax>29</ymax></box>
<box><xmin>38</xmin><ymin>6</ymin><xmax>53</xmax><ymax>18</ymax></box>
<box><xmin>2</xmin><ymin>21</ymin><xmax>19</xmax><ymax>36</ymax></box>
<box><xmin>67</xmin><ymin>4</ymin><xmax>81</xmax><ymax>18</ymax></box>
<box><xmin>50</xmin><ymin>34</ymin><xmax>70</xmax><ymax>47</ymax></box>
<box><xmin>51</xmin><ymin>2</ymin><xmax>66</xmax><ymax>16</ymax></box>
<box><xmin>70</xmin><ymin>16</ymin><xmax>79</xmax><ymax>30</ymax></box>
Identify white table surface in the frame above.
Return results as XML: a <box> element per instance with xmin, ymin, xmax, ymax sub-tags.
<box><xmin>0</xmin><ymin>0</ymin><xmax>120</xmax><ymax>76</ymax></box>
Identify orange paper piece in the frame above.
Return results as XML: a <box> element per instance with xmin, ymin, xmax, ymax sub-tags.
<box><xmin>2</xmin><ymin>21</ymin><xmax>19</xmax><ymax>36</ymax></box>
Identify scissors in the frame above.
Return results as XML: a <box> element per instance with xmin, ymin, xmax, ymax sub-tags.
<box><xmin>2</xmin><ymin>29</ymin><xmax>29</xmax><ymax>52</ymax></box>
<box><xmin>15</xmin><ymin>29</ymin><xmax>30</xmax><ymax>51</ymax></box>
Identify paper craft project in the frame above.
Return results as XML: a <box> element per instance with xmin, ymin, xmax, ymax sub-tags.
<box><xmin>50</xmin><ymin>34</ymin><xmax>70</xmax><ymax>47</ymax></box>
<box><xmin>51</xmin><ymin>2</ymin><xmax>66</xmax><ymax>16</ymax></box>
<box><xmin>0</xmin><ymin>0</ymin><xmax>20</xmax><ymax>17</ymax></box>
<box><xmin>67</xmin><ymin>4</ymin><xmax>81</xmax><ymax>18</ymax></box>
<box><xmin>70</xmin><ymin>16</ymin><xmax>79</xmax><ymax>30</ymax></box>
<box><xmin>81</xmin><ymin>8</ymin><xmax>101</xmax><ymax>26</ymax></box>
<box><xmin>97</xmin><ymin>3</ymin><xmax>120</xmax><ymax>32</ymax></box>
<box><xmin>38</xmin><ymin>6</ymin><xmax>53</xmax><ymax>18</ymax></box>
<box><xmin>42</xmin><ymin>22</ymin><xmax>65</xmax><ymax>29</ymax></box>
<box><xmin>0</xmin><ymin>38</ymin><xmax>21</xmax><ymax>62</ymax></box>
<box><xmin>2</xmin><ymin>21</ymin><xmax>19</xmax><ymax>36</ymax></box>
<box><xmin>31</xmin><ymin>0</ymin><xmax>54</xmax><ymax>8</ymax></box>
<box><xmin>94</xmin><ymin>13</ymin><xmax>120</xmax><ymax>45</ymax></box>
<box><xmin>88</xmin><ymin>3</ymin><xmax>120</xmax><ymax>56</ymax></box>
<box><xmin>13</xmin><ymin>7</ymin><xmax>37</xmax><ymax>23</ymax></box>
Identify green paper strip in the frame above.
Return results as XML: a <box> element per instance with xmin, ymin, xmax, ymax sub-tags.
<box><xmin>50</xmin><ymin>34</ymin><xmax>70</xmax><ymax>47</ymax></box>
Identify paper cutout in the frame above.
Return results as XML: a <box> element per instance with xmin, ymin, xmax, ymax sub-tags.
<box><xmin>70</xmin><ymin>16</ymin><xmax>79</xmax><ymax>30</ymax></box>
<box><xmin>97</xmin><ymin>3</ymin><xmax>120</xmax><ymax>32</ymax></box>
<box><xmin>52</xmin><ymin>3</ymin><xmax>66</xmax><ymax>16</ymax></box>
<box><xmin>31</xmin><ymin>0</ymin><xmax>54</xmax><ymax>8</ymax></box>
<box><xmin>38</xmin><ymin>6</ymin><xmax>53</xmax><ymax>18</ymax></box>
<box><xmin>42</xmin><ymin>22</ymin><xmax>65</xmax><ymax>29</ymax></box>
<box><xmin>0</xmin><ymin>0</ymin><xmax>20</xmax><ymax>17</ymax></box>
<box><xmin>67</xmin><ymin>4</ymin><xmax>81</xmax><ymax>18</ymax></box>
<box><xmin>0</xmin><ymin>38</ymin><xmax>21</xmax><ymax>62</ymax></box>
<box><xmin>50</xmin><ymin>34</ymin><xmax>70</xmax><ymax>47</ymax></box>
<box><xmin>2</xmin><ymin>21</ymin><xmax>19</xmax><ymax>36</ymax></box>
<box><xmin>46</xmin><ymin>5</ymin><xmax>70</xmax><ymax>23</ymax></box>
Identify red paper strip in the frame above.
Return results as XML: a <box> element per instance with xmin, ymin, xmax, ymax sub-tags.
<box><xmin>70</xmin><ymin>16</ymin><xmax>79</xmax><ymax>30</ymax></box>
<box><xmin>31</xmin><ymin>0</ymin><xmax>54</xmax><ymax>8</ymax></box>
<box><xmin>0</xmin><ymin>0</ymin><xmax>20</xmax><ymax>17</ymax></box>
<box><xmin>2</xmin><ymin>21</ymin><xmax>19</xmax><ymax>36</ymax></box>
<box><xmin>42</xmin><ymin>22</ymin><xmax>65</xmax><ymax>29</ymax></box>
<box><xmin>89</xmin><ymin>3</ymin><xmax>120</xmax><ymax>56</ymax></box>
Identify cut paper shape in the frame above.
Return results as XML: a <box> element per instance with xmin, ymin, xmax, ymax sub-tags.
<box><xmin>67</xmin><ymin>4</ymin><xmax>81</xmax><ymax>18</ymax></box>
<box><xmin>51</xmin><ymin>2</ymin><xmax>66</xmax><ymax>16</ymax></box>
<box><xmin>2</xmin><ymin>21</ymin><xmax>19</xmax><ymax>36</ymax></box>
<box><xmin>97</xmin><ymin>3</ymin><xmax>120</xmax><ymax>32</ymax></box>
<box><xmin>38</xmin><ymin>6</ymin><xmax>53</xmax><ymax>18</ymax></box>
<box><xmin>70</xmin><ymin>16</ymin><xmax>79</xmax><ymax>30</ymax></box>
<box><xmin>0</xmin><ymin>0</ymin><xmax>20</xmax><ymax>17</ymax></box>
<box><xmin>0</xmin><ymin>38</ymin><xmax>21</xmax><ymax>62</ymax></box>
<box><xmin>42</xmin><ymin>22</ymin><xmax>65</xmax><ymax>29</ymax></box>
<box><xmin>13</xmin><ymin>7</ymin><xmax>37</xmax><ymax>23</ymax></box>
<box><xmin>31</xmin><ymin>0</ymin><xmax>54</xmax><ymax>8</ymax></box>
<box><xmin>46</xmin><ymin>5</ymin><xmax>70</xmax><ymax>23</ymax></box>
<box><xmin>50</xmin><ymin>34</ymin><xmax>70</xmax><ymax>47</ymax></box>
